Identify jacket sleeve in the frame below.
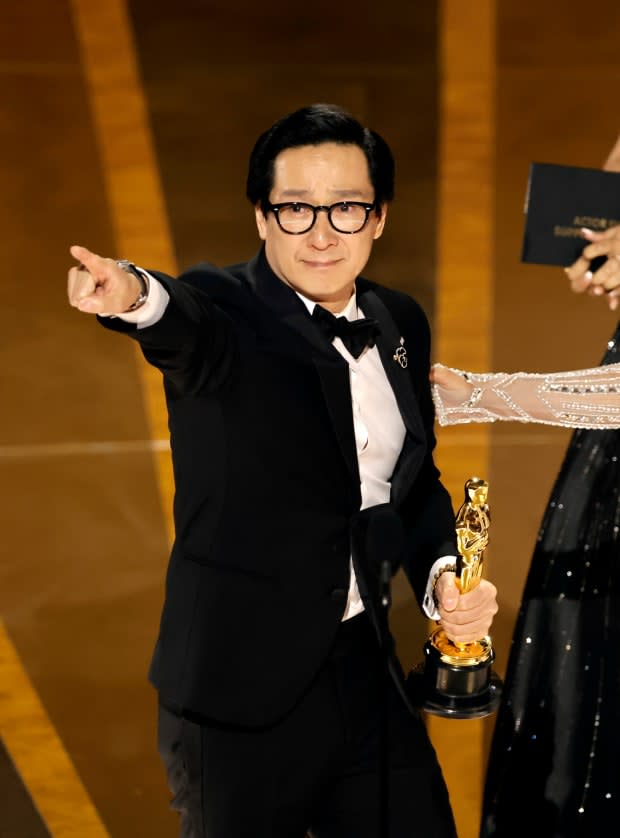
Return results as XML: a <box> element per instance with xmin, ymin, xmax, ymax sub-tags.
<box><xmin>97</xmin><ymin>264</ymin><xmax>239</xmax><ymax>396</ymax></box>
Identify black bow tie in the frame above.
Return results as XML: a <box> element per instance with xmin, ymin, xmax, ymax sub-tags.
<box><xmin>312</xmin><ymin>304</ymin><xmax>380</xmax><ymax>359</ymax></box>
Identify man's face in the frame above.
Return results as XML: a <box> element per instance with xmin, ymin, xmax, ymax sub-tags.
<box><xmin>255</xmin><ymin>143</ymin><xmax>387</xmax><ymax>312</ymax></box>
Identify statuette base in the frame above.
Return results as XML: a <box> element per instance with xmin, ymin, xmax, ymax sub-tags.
<box><xmin>408</xmin><ymin>636</ymin><xmax>502</xmax><ymax>719</ymax></box>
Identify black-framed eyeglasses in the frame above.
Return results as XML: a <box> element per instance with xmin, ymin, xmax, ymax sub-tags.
<box><xmin>267</xmin><ymin>201</ymin><xmax>376</xmax><ymax>235</ymax></box>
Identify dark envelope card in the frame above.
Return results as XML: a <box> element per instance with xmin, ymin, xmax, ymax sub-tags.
<box><xmin>521</xmin><ymin>162</ymin><xmax>620</xmax><ymax>268</ymax></box>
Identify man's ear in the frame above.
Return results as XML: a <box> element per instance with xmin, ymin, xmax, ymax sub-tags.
<box><xmin>373</xmin><ymin>204</ymin><xmax>388</xmax><ymax>240</ymax></box>
<box><xmin>255</xmin><ymin>205</ymin><xmax>268</xmax><ymax>241</ymax></box>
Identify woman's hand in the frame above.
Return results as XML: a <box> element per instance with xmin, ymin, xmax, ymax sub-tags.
<box><xmin>430</xmin><ymin>363</ymin><xmax>473</xmax><ymax>408</ymax></box>
<box><xmin>564</xmin><ymin>226</ymin><xmax>620</xmax><ymax>311</ymax></box>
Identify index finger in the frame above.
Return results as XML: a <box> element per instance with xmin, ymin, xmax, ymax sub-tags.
<box><xmin>69</xmin><ymin>245</ymin><xmax>109</xmax><ymax>277</ymax></box>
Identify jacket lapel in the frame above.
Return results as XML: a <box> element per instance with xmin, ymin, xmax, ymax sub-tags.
<box><xmin>357</xmin><ymin>288</ymin><xmax>426</xmax><ymax>440</ymax></box>
<box><xmin>356</xmin><ymin>287</ymin><xmax>427</xmax><ymax>505</ymax></box>
<box><xmin>245</xmin><ymin>250</ymin><xmax>361</xmax><ymax>493</ymax></box>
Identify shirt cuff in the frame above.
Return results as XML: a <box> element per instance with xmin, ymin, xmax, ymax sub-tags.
<box><xmin>422</xmin><ymin>555</ymin><xmax>458</xmax><ymax>620</ymax></box>
<box><xmin>103</xmin><ymin>271</ymin><xmax>170</xmax><ymax>328</ymax></box>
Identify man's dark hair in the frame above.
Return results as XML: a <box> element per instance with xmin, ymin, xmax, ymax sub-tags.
<box><xmin>246</xmin><ymin>103</ymin><xmax>395</xmax><ymax>213</ymax></box>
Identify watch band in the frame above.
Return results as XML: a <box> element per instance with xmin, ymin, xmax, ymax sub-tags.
<box><xmin>116</xmin><ymin>260</ymin><xmax>149</xmax><ymax>312</ymax></box>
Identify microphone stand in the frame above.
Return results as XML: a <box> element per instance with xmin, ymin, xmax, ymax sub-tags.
<box><xmin>378</xmin><ymin>559</ymin><xmax>393</xmax><ymax>838</ymax></box>
<box><xmin>352</xmin><ymin>503</ymin><xmax>403</xmax><ymax>838</ymax></box>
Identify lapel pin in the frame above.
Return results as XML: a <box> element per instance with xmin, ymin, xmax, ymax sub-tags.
<box><xmin>393</xmin><ymin>337</ymin><xmax>408</xmax><ymax>369</ymax></box>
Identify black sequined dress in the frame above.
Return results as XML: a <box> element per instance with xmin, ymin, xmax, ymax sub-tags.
<box><xmin>481</xmin><ymin>325</ymin><xmax>620</xmax><ymax>837</ymax></box>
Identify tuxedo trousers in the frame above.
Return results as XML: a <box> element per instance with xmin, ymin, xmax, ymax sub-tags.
<box><xmin>157</xmin><ymin>611</ymin><xmax>456</xmax><ymax>838</ymax></box>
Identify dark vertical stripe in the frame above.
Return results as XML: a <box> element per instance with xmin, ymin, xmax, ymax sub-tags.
<box><xmin>0</xmin><ymin>738</ymin><xmax>51</xmax><ymax>838</ymax></box>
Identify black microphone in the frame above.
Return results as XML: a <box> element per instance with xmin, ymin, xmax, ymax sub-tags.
<box><xmin>351</xmin><ymin>504</ymin><xmax>405</xmax><ymax>608</ymax></box>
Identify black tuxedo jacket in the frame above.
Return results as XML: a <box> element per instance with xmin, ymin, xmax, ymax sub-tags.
<box><xmin>101</xmin><ymin>247</ymin><xmax>457</xmax><ymax>727</ymax></box>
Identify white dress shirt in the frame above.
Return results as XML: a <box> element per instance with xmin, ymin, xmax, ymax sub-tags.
<box><xmin>115</xmin><ymin>275</ymin><xmax>453</xmax><ymax>620</ymax></box>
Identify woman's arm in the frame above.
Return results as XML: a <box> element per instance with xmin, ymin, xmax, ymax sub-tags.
<box><xmin>431</xmin><ymin>362</ymin><xmax>620</xmax><ymax>428</ymax></box>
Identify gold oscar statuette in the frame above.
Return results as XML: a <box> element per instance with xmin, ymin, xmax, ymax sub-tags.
<box><xmin>408</xmin><ymin>477</ymin><xmax>502</xmax><ymax>718</ymax></box>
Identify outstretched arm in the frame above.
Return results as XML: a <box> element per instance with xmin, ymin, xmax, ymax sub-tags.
<box><xmin>431</xmin><ymin>362</ymin><xmax>620</xmax><ymax>428</ymax></box>
<box><xmin>66</xmin><ymin>244</ymin><xmax>236</xmax><ymax>396</ymax></box>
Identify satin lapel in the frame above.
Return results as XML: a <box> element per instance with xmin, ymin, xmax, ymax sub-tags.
<box><xmin>357</xmin><ymin>289</ymin><xmax>426</xmax><ymax>443</ymax></box>
<box><xmin>357</xmin><ymin>288</ymin><xmax>427</xmax><ymax>505</ymax></box>
<box><xmin>245</xmin><ymin>250</ymin><xmax>361</xmax><ymax>489</ymax></box>
<box><xmin>312</xmin><ymin>354</ymin><xmax>361</xmax><ymax>492</ymax></box>
<box><xmin>245</xmin><ymin>250</ymin><xmax>332</xmax><ymax>354</ymax></box>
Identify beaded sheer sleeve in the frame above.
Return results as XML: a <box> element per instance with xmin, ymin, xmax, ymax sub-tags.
<box><xmin>432</xmin><ymin>361</ymin><xmax>620</xmax><ymax>429</ymax></box>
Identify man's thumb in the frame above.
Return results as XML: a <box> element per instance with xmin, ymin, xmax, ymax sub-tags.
<box><xmin>76</xmin><ymin>294</ymin><xmax>107</xmax><ymax>314</ymax></box>
<box><xmin>440</xmin><ymin>577</ymin><xmax>459</xmax><ymax>611</ymax></box>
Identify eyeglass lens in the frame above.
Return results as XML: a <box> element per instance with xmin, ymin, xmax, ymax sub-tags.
<box><xmin>274</xmin><ymin>202</ymin><xmax>372</xmax><ymax>234</ymax></box>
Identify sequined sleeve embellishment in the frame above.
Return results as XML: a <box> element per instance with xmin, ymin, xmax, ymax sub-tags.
<box><xmin>433</xmin><ymin>363</ymin><xmax>620</xmax><ymax>429</ymax></box>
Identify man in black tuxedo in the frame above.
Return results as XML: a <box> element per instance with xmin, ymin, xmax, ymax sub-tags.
<box><xmin>67</xmin><ymin>104</ymin><xmax>498</xmax><ymax>838</ymax></box>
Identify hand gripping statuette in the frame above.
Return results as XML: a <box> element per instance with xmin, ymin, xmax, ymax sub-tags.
<box><xmin>410</xmin><ymin>477</ymin><xmax>502</xmax><ymax>718</ymax></box>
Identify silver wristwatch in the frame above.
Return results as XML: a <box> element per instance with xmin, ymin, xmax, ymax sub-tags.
<box><xmin>116</xmin><ymin>260</ymin><xmax>149</xmax><ymax>312</ymax></box>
